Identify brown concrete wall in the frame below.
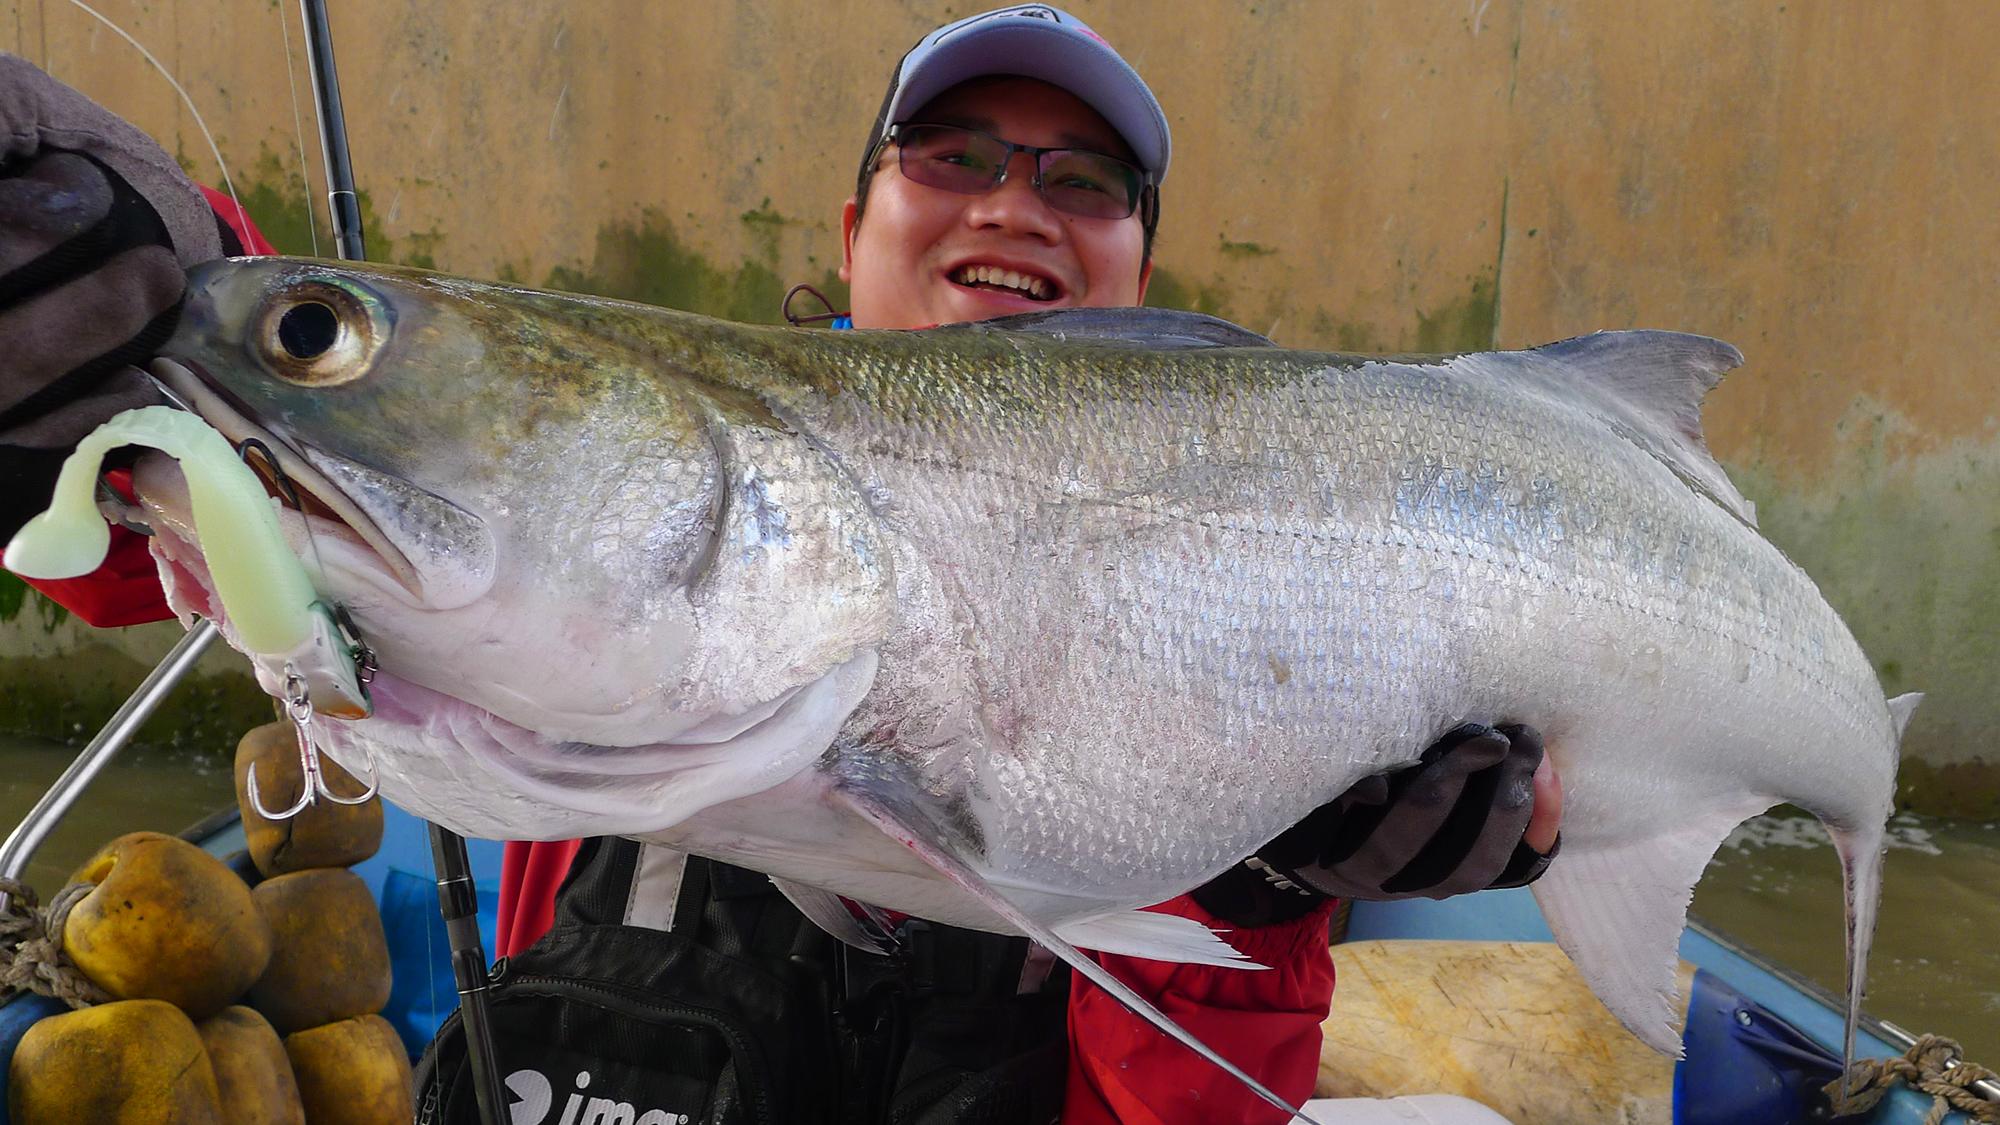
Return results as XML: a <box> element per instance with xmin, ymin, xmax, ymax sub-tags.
<box><xmin>5</xmin><ymin>1</ymin><xmax>1996</xmax><ymax>810</ymax></box>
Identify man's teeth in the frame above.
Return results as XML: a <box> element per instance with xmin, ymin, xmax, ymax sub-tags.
<box><xmin>953</xmin><ymin>265</ymin><xmax>1054</xmax><ymax>300</ymax></box>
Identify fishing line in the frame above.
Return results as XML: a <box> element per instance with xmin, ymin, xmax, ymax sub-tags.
<box><xmin>272</xmin><ymin>0</ymin><xmax>323</xmax><ymax>257</ymax></box>
<box><xmin>59</xmin><ymin>0</ymin><xmax>250</xmax><ymax>244</ymax></box>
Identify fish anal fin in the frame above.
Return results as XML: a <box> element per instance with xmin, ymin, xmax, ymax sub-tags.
<box><xmin>769</xmin><ymin>877</ymin><xmax>893</xmax><ymax>955</ymax></box>
<box><xmin>1531</xmin><ymin>802</ymin><xmax>1768</xmax><ymax>1055</ymax></box>
<box><xmin>832</xmin><ymin>783</ymin><xmax>1325</xmax><ymax>1125</ymax></box>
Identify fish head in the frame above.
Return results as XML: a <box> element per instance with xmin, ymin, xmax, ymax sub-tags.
<box><xmin>144</xmin><ymin>258</ymin><xmax>891</xmax><ymax>838</ymax></box>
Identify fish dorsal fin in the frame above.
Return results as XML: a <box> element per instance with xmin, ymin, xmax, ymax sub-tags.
<box><xmin>1529</xmin><ymin>330</ymin><xmax>1756</xmax><ymax>526</ymax></box>
<box><xmin>832</xmin><ymin>780</ymin><xmax>1328</xmax><ymax>1125</ymax></box>
<box><xmin>937</xmin><ymin>307</ymin><xmax>1278</xmax><ymax>350</ymax></box>
<box><xmin>1887</xmin><ymin>692</ymin><xmax>1923</xmax><ymax>740</ymax></box>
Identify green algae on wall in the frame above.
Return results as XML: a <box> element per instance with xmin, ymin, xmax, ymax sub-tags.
<box><xmin>0</xmin><ymin>572</ymin><xmax>66</xmax><ymax>632</ymax></box>
<box><xmin>1142</xmin><ymin>267</ymin><xmax>1236</xmax><ymax>321</ymax></box>
<box><xmin>2</xmin><ymin>572</ymin><xmax>269</xmax><ymax>748</ymax></box>
<box><xmin>0</xmin><ymin>572</ymin><xmax>35</xmax><ymax>625</ymax></box>
<box><xmin>0</xmin><ymin>647</ymin><xmax>271</xmax><ymax>756</ymax></box>
<box><xmin>1143</xmin><ymin>266</ymin><xmax>1502</xmax><ymax>355</ymax></box>
<box><xmin>1414</xmin><ymin>273</ymin><xmax>1499</xmax><ymax>354</ymax></box>
<box><xmin>232</xmin><ymin>149</ymin><xmax>437</xmax><ymax>267</ymax></box>
<box><xmin>545</xmin><ymin>209</ymin><xmax>846</xmax><ymax>326</ymax></box>
<box><xmin>1896</xmin><ymin>760</ymin><xmax>2000</xmax><ymax>821</ymax></box>
<box><xmin>1724</xmin><ymin>435</ymin><xmax>2000</xmax><ymax>814</ymax></box>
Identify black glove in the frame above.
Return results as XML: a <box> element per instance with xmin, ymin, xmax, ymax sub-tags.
<box><xmin>1193</xmin><ymin>722</ymin><xmax>1559</xmax><ymax>927</ymax></box>
<box><xmin>0</xmin><ymin>53</ymin><xmax>225</xmax><ymax>540</ymax></box>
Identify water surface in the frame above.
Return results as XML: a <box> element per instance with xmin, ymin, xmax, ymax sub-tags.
<box><xmin>1</xmin><ymin>731</ymin><xmax>233</xmax><ymax>896</ymax></box>
<box><xmin>1691</xmin><ymin>809</ymin><xmax>2000</xmax><ymax>1062</ymax></box>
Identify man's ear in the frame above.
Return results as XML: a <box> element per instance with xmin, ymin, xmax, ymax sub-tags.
<box><xmin>1136</xmin><ymin>258</ymin><xmax>1153</xmax><ymax>304</ymax></box>
<box><xmin>839</xmin><ymin>197</ymin><xmax>860</xmax><ymax>283</ymax></box>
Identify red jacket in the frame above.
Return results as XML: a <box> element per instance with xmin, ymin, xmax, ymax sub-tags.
<box><xmin>17</xmin><ymin>189</ymin><xmax>1335</xmax><ymax>1120</ymax></box>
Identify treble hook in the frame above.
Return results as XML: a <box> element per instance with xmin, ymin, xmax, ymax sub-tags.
<box><xmin>246</xmin><ymin>672</ymin><xmax>381</xmax><ymax>820</ymax></box>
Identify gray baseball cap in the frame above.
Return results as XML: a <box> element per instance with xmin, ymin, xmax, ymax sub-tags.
<box><xmin>858</xmin><ymin>4</ymin><xmax>1172</xmax><ymax>192</ymax></box>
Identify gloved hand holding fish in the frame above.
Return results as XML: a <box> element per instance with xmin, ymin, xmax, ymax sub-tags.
<box><xmin>6</xmin><ymin>255</ymin><xmax>1915</xmax><ymax>1091</ymax></box>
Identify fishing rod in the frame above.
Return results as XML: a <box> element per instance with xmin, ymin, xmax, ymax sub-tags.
<box><xmin>292</xmin><ymin>3</ymin><xmax>509</xmax><ymax>1122</ymax></box>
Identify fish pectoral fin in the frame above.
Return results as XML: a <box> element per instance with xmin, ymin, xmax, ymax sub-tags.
<box><xmin>1054</xmin><ymin>911</ymin><xmax>1262</xmax><ymax>969</ymax></box>
<box><xmin>832</xmin><ymin>783</ymin><xmax>1327</xmax><ymax>1125</ymax></box>
<box><xmin>769</xmin><ymin>877</ymin><xmax>895</xmax><ymax>955</ymax></box>
<box><xmin>1531</xmin><ymin>801</ymin><xmax>1769</xmax><ymax>1055</ymax></box>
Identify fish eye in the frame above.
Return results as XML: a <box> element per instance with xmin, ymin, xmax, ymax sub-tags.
<box><xmin>277</xmin><ymin>301</ymin><xmax>340</xmax><ymax>359</ymax></box>
<box><xmin>254</xmin><ymin>277</ymin><xmax>388</xmax><ymax>386</ymax></box>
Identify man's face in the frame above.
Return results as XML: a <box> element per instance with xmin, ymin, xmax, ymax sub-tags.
<box><xmin>840</xmin><ymin>76</ymin><xmax>1152</xmax><ymax>330</ymax></box>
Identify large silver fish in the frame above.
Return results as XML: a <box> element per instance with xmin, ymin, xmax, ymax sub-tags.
<box><xmin>136</xmin><ymin>257</ymin><xmax>1911</xmax><ymax>1071</ymax></box>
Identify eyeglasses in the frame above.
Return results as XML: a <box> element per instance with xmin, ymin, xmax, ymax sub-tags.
<box><xmin>878</xmin><ymin>123</ymin><xmax>1150</xmax><ymax>221</ymax></box>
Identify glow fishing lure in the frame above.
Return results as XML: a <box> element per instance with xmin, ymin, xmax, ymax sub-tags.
<box><xmin>3</xmin><ymin>406</ymin><xmax>373</xmax><ymax>723</ymax></box>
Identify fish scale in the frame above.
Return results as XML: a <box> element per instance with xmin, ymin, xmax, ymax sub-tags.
<box><xmin>141</xmin><ymin>259</ymin><xmax>1906</xmax><ymax>1079</ymax></box>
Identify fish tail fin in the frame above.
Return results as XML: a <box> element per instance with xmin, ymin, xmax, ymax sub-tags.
<box><xmin>833</xmin><ymin>782</ymin><xmax>1330</xmax><ymax>1125</ymax></box>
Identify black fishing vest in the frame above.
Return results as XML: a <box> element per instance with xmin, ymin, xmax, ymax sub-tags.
<box><xmin>414</xmin><ymin>838</ymin><xmax>1069</xmax><ymax>1125</ymax></box>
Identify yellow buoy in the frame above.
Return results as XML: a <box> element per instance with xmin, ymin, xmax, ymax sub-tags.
<box><xmin>195</xmin><ymin>1006</ymin><xmax>306</xmax><ymax>1125</ymax></box>
<box><xmin>61</xmin><ymin>832</ymin><xmax>273</xmax><ymax>1018</ymax></box>
<box><xmin>284</xmin><ymin>1014</ymin><xmax>414</xmax><ymax>1125</ymax></box>
<box><xmin>235</xmin><ymin>722</ymin><xmax>385</xmax><ymax>876</ymax></box>
<box><xmin>248</xmin><ymin>868</ymin><xmax>392</xmax><ymax>1033</ymax></box>
<box><xmin>6</xmin><ymin>999</ymin><xmax>223</xmax><ymax>1124</ymax></box>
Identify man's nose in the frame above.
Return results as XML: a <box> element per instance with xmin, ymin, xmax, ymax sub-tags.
<box><xmin>963</xmin><ymin>151</ymin><xmax>1063</xmax><ymax>242</ymax></box>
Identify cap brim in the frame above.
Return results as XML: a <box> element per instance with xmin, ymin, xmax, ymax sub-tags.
<box><xmin>885</xmin><ymin>22</ymin><xmax>1169</xmax><ymax>183</ymax></box>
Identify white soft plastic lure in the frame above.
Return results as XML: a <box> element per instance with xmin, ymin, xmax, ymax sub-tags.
<box><xmin>4</xmin><ymin>405</ymin><xmax>368</xmax><ymax>717</ymax></box>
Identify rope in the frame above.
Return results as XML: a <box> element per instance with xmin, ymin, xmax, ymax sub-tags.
<box><xmin>0</xmin><ymin>877</ymin><xmax>113</xmax><ymax>1009</ymax></box>
<box><xmin>1827</xmin><ymin>1034</ymin><xmax>2000</xmax><ymax>1125</ymax></box>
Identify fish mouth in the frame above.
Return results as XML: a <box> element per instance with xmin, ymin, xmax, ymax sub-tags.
<box><xmin>146</xmin><ymin>356</ymin><xmax>425</xmax><ymax>601</ymax></box>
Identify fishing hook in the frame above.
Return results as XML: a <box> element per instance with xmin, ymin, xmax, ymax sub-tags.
<box><xmin>238</xmin><ymin>435</ymin><xmax>345</xmax><ymax>602</ymax></box>
<box><xmin>236</xmin><ymin>437</ymin><xmax>304</xmax><ymax>509</ymax></box>
<box><xmin>245</xmin><ymin>672</ymin><xmax>380</xmax><ymax>820</ymax></box>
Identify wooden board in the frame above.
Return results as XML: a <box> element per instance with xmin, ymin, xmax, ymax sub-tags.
<box><xmin>1317</xmin><ymin>940</ymin><xmax>1696</xmax><ymax>1125</ymax></box>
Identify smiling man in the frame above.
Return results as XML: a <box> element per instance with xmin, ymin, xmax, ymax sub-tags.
<box><xmin>840</xmin><ymin>73</ymin><xmax>1154</xmax><ymax>327</ymax></box>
